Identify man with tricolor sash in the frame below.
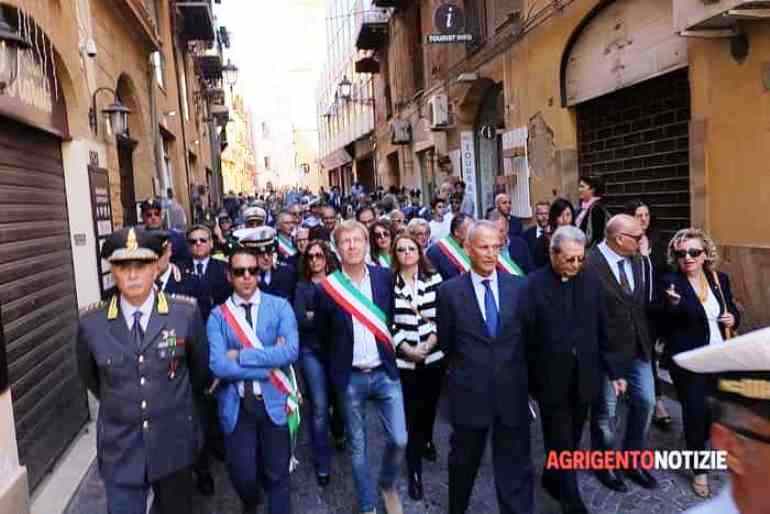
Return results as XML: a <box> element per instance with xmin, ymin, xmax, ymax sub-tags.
<box><xmin>488</xmin><ymin>210</ymin><xmax>533</xmax><ymax>276</ymax></box>
<box><xmin>316</xmin><ymin>219</ymin><xmax>408</xmax><ymax>514</ymax></box>
<box><xmin>426</xmin><ymin>213</ymin><xmax>474</xmax><ymax>281</ymax></box>
<box><xmin>275</xmin><ymin>210</ymin><xmax>300</xmax><ymax>269</ymax></box>
<box><xmin>207</xmin><ymin>227</ymin><xmax>300</xmax><ymax>514</ymax></box>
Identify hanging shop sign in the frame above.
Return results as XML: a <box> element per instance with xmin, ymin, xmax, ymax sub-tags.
<box><xmin>460</xmin><ymin>130</ymin><xmax>479</xmax><ymax>217</ymax></box>
<box><xmin>89</xmin><ymin>166</ymin><xmax>115</xmax><ymax>297</ymax></box>
<box><xmin>427</xmin><ymin>3</ymin><xmax>473</xmax><ymax>44</ymax></box>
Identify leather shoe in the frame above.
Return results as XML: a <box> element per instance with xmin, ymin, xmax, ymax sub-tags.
<box><xmin>317</xmin><ymin>473</ymin><xmax>330</xmax><ymax>487</ymax></box>
<box><xmin>423</xmin><ymin>441</ymin><xmax>437</xmax><ymax>462</ymax></box>
<box><xmin>408</xmin><ymin>473</ymin><xmax>424</xmax><ymax>501</ymax></box>
<box><xmin>594</xmin><ymin>469</ymin><xmax>628</xmax><ymax>493</ymax></box>
<box><xmin>624</xmin><ymin>468</ymin><xmax>658</xmax><ymax>489</ymax></box>
<box><xmin>196</xmin><ymin>471</ymin><xmax>215</xmax><ymax>496</ymax></box>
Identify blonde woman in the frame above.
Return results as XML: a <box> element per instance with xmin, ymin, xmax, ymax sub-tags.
<box><xmin>662</xmin><ymin>228</ymin><xmax>740</xmax><ymax>498</ymax></box>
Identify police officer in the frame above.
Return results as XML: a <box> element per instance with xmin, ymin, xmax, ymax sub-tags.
<box><xmin>141</xmin><ymin>198</ymin><xmax>192</xmax><ymax>268</ymax></box>
<box><xmin>242</xmin><ymin>206</ymin><xmax>267</xmax><ymax>229</ymax></box>
<box><xmin>677</xmin><ymin>327</ymin><xmax>770</xmax><ymax>514</ymax></box>
<box><xmin>214</xmin><ymin>210</ymin><xmax>238</xmax><ymax>258</ymax></box>
<box><xmin>76</xmin><ymin>227</ymin><xmax>208</xmax><ymax>514</ymax></box>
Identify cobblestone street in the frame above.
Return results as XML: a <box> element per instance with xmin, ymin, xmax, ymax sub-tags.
<box><xmin>64</xmin><ymin>395</ymin><xmax>725</xmax><ymax>514</ymax></box>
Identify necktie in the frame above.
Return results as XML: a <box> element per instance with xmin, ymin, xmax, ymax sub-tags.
<box><xmin>241</xmin><ymin>303</ymin><xmax>257</xmax><ymax>406</ymax></box>
<box><xmin>196</xmin><ymin>262</ymin><xmax>204</xmax><ymax>277</ymax></box>
<box><xmin>241</xmin><ymin>303</ymin><xmax>253</xmax><ymax>328</ymax></box>
<box><xmin>482</xmin><ymin>279</ymin><xmax>498</xmax><ymax>339</ymax></box>
<box><xmin>131</xmin><ymin>311</ymin><xmax>144</xmax><ymax>349</ymax></box>
<box><xmin>260</xmin><ymin>270</ymin><xmax>267</xmax><ymax>285</ymax></box>
<box><xmin>618</xmin><ymin>259</ymin><xmax>633</xmax><ymax>295</ymax></box>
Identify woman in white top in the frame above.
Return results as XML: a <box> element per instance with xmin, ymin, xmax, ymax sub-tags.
<box><xmin>662</xmin><ymin>228</ymin><xmax>740</xmax><ymax>498</ymax></box>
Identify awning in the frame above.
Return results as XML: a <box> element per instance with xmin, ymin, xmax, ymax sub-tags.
<box><xmin>320</xmin><ymin>148</ymin><xmax>353</xmax><ymax>170</ymax></box>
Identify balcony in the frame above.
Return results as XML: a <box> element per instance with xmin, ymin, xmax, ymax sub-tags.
<box><xmin>355</xmin><ymin>0</ymin><xmax>390</xmax><ymax>51</ymax></box>
<box><xmin>373</xmin><ymin>0</ymin><xmax>408</xmax><ymax>8</ymax></box>
<box><xmin>195</xmin><ymin>52</ymin><xmax>223</xmax><ymax>81</ymax></box>
<box><xmin>177</xmin><ymin>1</ymin><xmax>216</xmax><ymax>42</ymax></box>
<box><xmin>675</xmin><ymin>0</ymin><xmax>770</xmax><ymax>34</ymax></box>
<box><xmin>355</xmin><ymin>56</ymin><xmax>380</xmax><ymax>74</ymax></box>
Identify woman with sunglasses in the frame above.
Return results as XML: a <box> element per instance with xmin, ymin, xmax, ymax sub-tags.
<box><xmin>370</xmin><ymin>219</ymin><xmax>394</xmax><ymax>268</ymax></box>
<box><xmin>662</xmin><ymin>228</ymin><xmax>740</xmax><ymax>498</ymax></box>
<box><xmin>533</xmin><ymin>198</ymin><xmax>575</xmax><ymax>269</ymax></box>
<box><xmin>391</xmin><ymin>233</ymin><xmax>443</xmax><ymax>501</ymax></box>
<box><xmin>292</xmin><ymin>240</ymin><xmax>340</xmax><ymax>487</ymax></box>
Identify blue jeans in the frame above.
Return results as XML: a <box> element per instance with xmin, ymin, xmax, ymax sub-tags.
<box><xmin>342</xmin><ymin>368</ymin><xmax>408</xmax><ymax>512</ymax></box>
<box><xmin>300</xmin><ymin>348</ymin><xmax>332</xmax><ymax>475</ymax></box>
<box><xmin>591</xmin><ymin>357</ymin><xmax>655</xmax><ymax>452</ymax></box>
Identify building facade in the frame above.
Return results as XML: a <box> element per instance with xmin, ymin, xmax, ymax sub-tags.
<box><xmin>221</xmin><ymin>94</ymin><xmax>257</xmax><ymax>195</ymax></box>
<box><xmin>0</xmin><ymin>1</ymin><xmax>233</xmax><ymax>512</ymax></box>
<box><xmin>323</xmin><ymin>0</ymin><xmax>770</xmax><ymax>329</ymax></box>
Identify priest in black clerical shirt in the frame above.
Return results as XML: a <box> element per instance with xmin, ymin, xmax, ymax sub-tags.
<box><xmin>521</xmin><ymin>226</ymin><xmax>624</xmax><ymax>514</ymax></box>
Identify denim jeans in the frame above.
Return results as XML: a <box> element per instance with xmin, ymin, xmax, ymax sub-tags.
<box><xmin>591</xmin><ymin>357</ymin><xmax>655</xmax><ymax>452</ymax></box>
<box><xmin>341</xmin><ymin>368</ymin><xmax>408</xmax><ymax>512</ymax></box>
<box><xmin>300</xmin><ymin>347</ymin><xmax>332</xmax><ymax>475</ymax></box>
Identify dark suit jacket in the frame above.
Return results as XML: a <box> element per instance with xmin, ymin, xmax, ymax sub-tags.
<box><xmin>437</xmin><ymin>272</ymin><xmax>529</xmax><ymax>429</ymax></box>
<box><xmin>315</xmin><ymin>265</ymin><xmax>396</xmax><ymax>392</ymax></box>
<box><xmin>199</xmin><ymin>258</ymin><xmax>232</xmax><ymax>308</ymax></box>
<box><xmin>162</xmin><ymin>269</ymin><xmax>212</xmax><ymax>321</ymax></box>
<box><xmin>260</xmin><ymin>265</ymin><xmax>297</xmax><ymax>305</ymax></box>
<box><xmin>507</xmin><ymin>236</ymin><xmax>534</xmax><ymax>275</ymax></box>
<box><xmin>508</xmin><ymin>215</ymin><xmax>524</xmax><ymax>238</ymax></box>
<box><xmin>169</xmin><ymin>230</ymin><xmax>193</xmax><ymax>268</ymax></box>
<box><xmin>522</xmin><ymin>226</ymin><xmax>542</xmax><ymax>259</ymax></box>
<box><xmin>584</xmin><ymin>246</ymin><xmax>653</xmax><ymax>371</ymax></box>
<box><xmin>661</xmin><ymin>270</ymin><xmax>740</xmax><ymax>359</ymax></box>
<box><xmin>522</xmin><ymin>267</ymin><xmax>619</xmax><ymax>406</ymax></box>
<box><xmin>426</xmin><ymin>241</ymin><xmax>464</xmax><ymax>281</ymax></box>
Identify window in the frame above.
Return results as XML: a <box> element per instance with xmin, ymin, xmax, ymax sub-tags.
<box><xmin>178</xmin><ymin>58</ymin><xmax>190</xmax><ymax>121</ymax></box>
<box><xmin>264</xmin><ymin>156</ymin><xmax>271</xmax><ymax>170</ymax></box>
<box><xmin>411</xmin><ymin>3</ymin><xmax>425</xmax><ymax>93</ymax></box>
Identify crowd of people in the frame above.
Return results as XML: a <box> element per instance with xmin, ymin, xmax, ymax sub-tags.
<box><xmin>74</xmin><ymin>175</ymin><xmax>770</xmax><ymax>514</ymax></box>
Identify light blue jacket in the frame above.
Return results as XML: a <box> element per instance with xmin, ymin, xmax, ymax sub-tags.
<box><xmin>207</xmin><ymin>292</ymin><xmax>299</xmax><ymax>434</ymax></box>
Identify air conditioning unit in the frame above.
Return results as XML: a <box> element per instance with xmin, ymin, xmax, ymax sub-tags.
<box><xmin>390</xmin><ymin>119</ymin><xmax>411</xmax><ymax>145</ymax></box>
<box><xmin>428</xmin><ymin>94</ymin><xmax>450</xmax><ymax>130</ymax></box>
<box><xmin>675</xmin><ymin>0</ymin><xmax>770</xmax><ymax>36</ymax></box>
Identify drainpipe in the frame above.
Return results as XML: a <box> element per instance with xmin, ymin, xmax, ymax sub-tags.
<box><xmin>148</xmin><ymin>53</ymin><xmax>163</xmax><ymax>199</ymax></box>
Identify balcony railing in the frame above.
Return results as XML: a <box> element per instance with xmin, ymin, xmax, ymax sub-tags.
<box><xmin>354</xmin><ymin>0</ymin><xmax>390</xmax><ymax>51</ymax></box>
<box><xmin>373</xmin><ymin>0</ymin><xmax>408</xmax><ymax>8</ymax></box>
<box><xmin>177</xmin><ymin>1</ymin><xmax>216</xmax><ymax>42</ymax></box>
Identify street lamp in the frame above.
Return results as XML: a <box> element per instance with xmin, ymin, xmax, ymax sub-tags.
<box><xmin>338</xmin><ymin>75</ymin><xmax>352</xmax><ymax>102</ymax></box>
<box><xmin>0</xmin><ymin>6</ymin><xmax>31</xmax><ymax>95</ymax></box>
<box><xmin>89</xmin><ymin>87</ymin><xmax>131</xmax><ymax>136</ymax></box>
<box><xmin>222</xmin><ymin>59</ymin><xmax>239</xmax><ymax>89</ymax></box>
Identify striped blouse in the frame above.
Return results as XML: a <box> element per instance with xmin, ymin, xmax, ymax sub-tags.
<box><xmin>392</xmin><ymin>271</ymin><xmax>443</xmax><ymax>370</ymax></box>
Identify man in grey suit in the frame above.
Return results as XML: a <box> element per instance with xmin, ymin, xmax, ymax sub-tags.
<box><xmin>585</xmin><ymin>215</ymin><xmax>657</xmax><ymax>493</ymax></box>
<box><xmin>76</xmin><ymin>227</ymin><xmax>209</xmax><ymax>514</ymax></box>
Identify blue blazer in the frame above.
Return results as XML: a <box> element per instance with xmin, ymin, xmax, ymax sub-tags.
<box><xmin>207</xmin><ymin>293</ymin><xmax>299</xmax><ymax>434</ymax></box>
<box><xmin>506</xmin><ymin>236</ymin><xmax>534</xmax><ymax>275</ymax></box>
<box><xmin>437</xmin><ymin>272</ymin><xmax>530</xmax><ymax>428</ymax></box>
<box><xmin>426</xmin><ymin>242</ymin><xmax>464</xmax><ymax>281</ymax></box>
<box><xmin>315</xmin><ymin>265</ymin><xmax>396</xmax><ymax>392</ymax></box>
<box><xmin>661</xmin><ymin>271</ymin><xmax>741</xmax><ymax>360</ymax></box>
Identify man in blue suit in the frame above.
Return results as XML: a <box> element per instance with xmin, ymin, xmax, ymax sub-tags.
<box><xmin>426</xmin><ymin>213</ymin><xmax>473</xmax><ymax>281</ymax></box>
<box><xmin>315</xmin><ymin>219</ymin><xmax>407</xmax><ymax>514</ymax></box>
<box><xmin>188</xmin><ymin>225</ymin><xmax>232</xmax><ymax>308</ymax></box>
<box><xmin>437</xmin><ymin>220</ymin><xmax>534</xmax><ymax>514</ymax></box>
<box><xmin>207</xmin><ymin>228</ymin><xmax>299</xmax><ymax>514</ymax></box>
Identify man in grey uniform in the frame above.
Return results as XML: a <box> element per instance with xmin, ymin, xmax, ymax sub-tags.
<box><xmin>76</xmin><ymin>227</ymin><xmax>209</xmax><ymax>514</ymax></box>
<box><xmin>676</xmin><ymin>327</ymin><xmax>770</xmax><ymax>514</ymax></box>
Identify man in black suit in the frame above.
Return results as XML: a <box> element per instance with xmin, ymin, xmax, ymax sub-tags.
<box><xmin>437</xmin><ymin>220</ymin><xmax>533</xmax><ymax>514</ymax></box>
<box><xmin>522</xmin><ymin>201</ymin><xmax>550</xmax><ymax>260</ymax></box>
<box><xmin>250</xmin><ymin>226</ymin><xmax>297</xmax><ymax>305</ymax></box>
<box><xmin>188</xmin><ymin>225</ymin><xmax>232</xmax><ymax>308</ymax></box>
<box><xmin>585</xmin><ymin>215</ymin><xmax>657</xmax><ymax>492</ymax></box>
<box><xmin>522</xmin><ymin>225</ymin><xmax>625</xmax><ymax>514</ymax></box>
<box><xmin>493</xmin><ymin>193</ymin><xmax>524</xmax><ymax>238</ymax></box>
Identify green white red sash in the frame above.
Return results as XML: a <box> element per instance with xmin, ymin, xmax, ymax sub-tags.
<box><xmin>320</xmin><ymin>270</ymin><xmax>394</xmax><ymax>351</ymax></box>
<box><xmin>497</xmin><ymin>250</ymin><xmax>525</xmax><ymax>276</ymax></box>
<box><xmin>377</xmin><ymin>253</ymin><xmax>392</xmax><ymax>268</ymax></box>
<box><xmin>277</xmin><ymin>234</ymin><xmax>297</xmax><ymax>258</ymax></box>
<box><xmin>220</xmin><ymin>299</ymin><xmax>300</xmax><ymax>440</ymax></box>
<box><xmin>435</xmin><ymin>236</ymin><xmax>470</xmax><ymax>273</ymax></box>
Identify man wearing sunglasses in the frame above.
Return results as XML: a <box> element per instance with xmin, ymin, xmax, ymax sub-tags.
<box><xmin>585</xmin><ymin>214</ymin><xmax>657</xmax><ymax>493</ymax></box>
<box><xmin>188</xmin><ymin>225</ymin><xmax>232</xmax><ymax>309</ymax></box>
<box><xmin>676</xmin><ymin>327</ymin><xmax>770</xmax><ymax>514</ymax></box>
<box><xmin>207</xmin><ymin>228</ymin><xmax>299</xmax><ymax>514</ymax></box>
<box><xmin>141</xmin><ymin>198</ymin><xmax>192</xmax><ymax>268</ymax></box>
<box><xmin>522</xmin><ymin>226</ymin><xmax>624</xmax><ymax>513</ymax></box>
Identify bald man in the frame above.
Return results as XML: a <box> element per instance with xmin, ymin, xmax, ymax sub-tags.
<box><xmin>584</xmin><ymin>215</ymin><xmax>658</xmax><ymax>493</ymax></box>
<box><xmin>494</xmin><ymin>193</ymin><xmax>523</xmax><ymax>239</ymax></box>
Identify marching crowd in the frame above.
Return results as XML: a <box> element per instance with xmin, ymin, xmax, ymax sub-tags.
<box><xmin>74</xmin><ymin>175</ymin><xmax>770</xmax><ymax>514</ymax></box>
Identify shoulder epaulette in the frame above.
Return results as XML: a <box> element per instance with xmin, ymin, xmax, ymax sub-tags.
<box><xmin>170</xmin><ymin>294</ymin><xmax>198</xmax><ymax>306</ymax></box>
<box><xmin>79</xmin><ymin>301</ymin><xmax>105</xmax><ymax>317</ymax></box>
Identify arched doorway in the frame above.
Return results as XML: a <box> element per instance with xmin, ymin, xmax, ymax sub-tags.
<box><xmin>474</xmin><ymin>82</ymin><xmax>504</xmax><ymax>216</ymax></box>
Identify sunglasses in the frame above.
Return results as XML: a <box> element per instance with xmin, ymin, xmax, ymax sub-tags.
<box><xmin>564</xmin><ymin>255</ymin><xmax>585</xmax><ymax>264</ymax></box>
<box><xmin>144</xmin><ymin>210</ymin><xmax>162</xmax><ymax>218</ymax></box>
<box><xmin>374</xmin><ymin>231</ymin><xmax>390</xmax><ymax>239</ymax></box>
<box><xmin>307</xmin><ymin>252</ymin><xmax>326</xmax><ymax>260</ymax></box>
<box><xmin>231</xmin><ymin>266</ymin><xmax>258</xmax><ymax>277</ymax></box>
<box><xmin>188</xmin><ymin>238</ymin><xmax>209</xmax><ymax>245</ymax></box>
<box><xmin>396</xmin><ymin>246</ymin><xmax>418</xmax><ymax>254</ymax></box>
<box><xmin>674</xmin><ymin>248</ymin><xmax>705</xmax><ymax>259</ymax></box>
<box><xmin>620</xmin><ymin>233</ymin><xmax>644</xmax><ymax>243</ymax></box>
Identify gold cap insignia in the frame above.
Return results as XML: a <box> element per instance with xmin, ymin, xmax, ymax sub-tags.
<box><xmin>127</xmin><ymin>228</ymin><xmax>138</xmax><ymax>252</ymax></box>
<box><xmin>719</xmin><ymin>379</ymin><xmax>770</xmax><ymax>400</ymax></box>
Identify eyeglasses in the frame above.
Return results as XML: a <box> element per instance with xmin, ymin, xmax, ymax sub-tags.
<box><xmin>620</xmin><ymin>232</ymin><xmax>644</xmax><ymax>243</ymax></box>
<box><xmin>231</xmin><ymin>266</ymin><xmax>258</xmax><ymax>277</ymax></box>
<box><xmin>307</xmin><ymin>252</ymin><xmax>325</xmax><ymax>260</ymax></box>
<box><xmin>188</xmin><ymin>238</ymin><xmax>209</xmax><ymax>245</ymax></box>
<box><xmin>564</xmin><ymin>255</ymin><xmax>585</xmax><ymax>264</ymax></box>
<box><xmin>674</xmin><ymin>249</ymin><xmax>705</xmax><ymax>259</ymax></box>
<box><xmin>374</xmin><ymin>231</ymin><xmax>390</xmax><ymax>240</ymax></box>
<box><xmin>396</xmin><ymin>246</ymin><xmax>418</xmax><ymax>254</ymax></box>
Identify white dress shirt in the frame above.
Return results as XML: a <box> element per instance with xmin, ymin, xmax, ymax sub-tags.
<box><xmin>598</xmin><ymin>241</ymin><xmax>635</xmax><ymax>292</ymax></box>
<box><xmin>703</xmin><ymin>287</ymin><xmax>725</xmax><ymax>346</ymax></box>
<box><xmin>193</xmin><ymin>257</ymin><xmax>211</xmax><ymax>277</ymax></box>
<box><xmin>121</xmin><ymin>292</ymin><xmax>155</xmax><ymax>332</ymax></box>
<box><xmin>470</xmin><ymin>269</ymin><xmax>500</xmax><ymax>322</ymax></box>
<box><xmin>233</xmin><ymin>291</ymin><xmax>262</xmax><ymax>396</ymax></box>
<box><xmin>536</xmin><ymin>226</ymin><xmax>544</xmax><ymax>239</ymax></box>
<box><xmin>345</xmin><ymin>268</ymin><xmax>381</xmax><ymax>369</ymax></box>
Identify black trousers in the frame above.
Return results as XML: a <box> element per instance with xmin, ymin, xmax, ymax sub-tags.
<box><xmin>669</xmin><ymin>361</ymin><xmax>714</xmax><ymax>473</ymax></box>
<box><xmin>448</xmin><ymin>419</ymin><xmax>533</xmax><ymax>514</ymax></box>
<box><xmin>399</xmin><ymin>362</ymin><xmax>445</xmax><ymax>476</ymax></box>
<box><xmin>109</xmin><ymin>468</ymin><xmax>192</xmax><ymax>514</ymax></box>
<box><xmin>194</xmin><ymin>394</ymin><xmax>224</xmax><ymax>475</ymax></box>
